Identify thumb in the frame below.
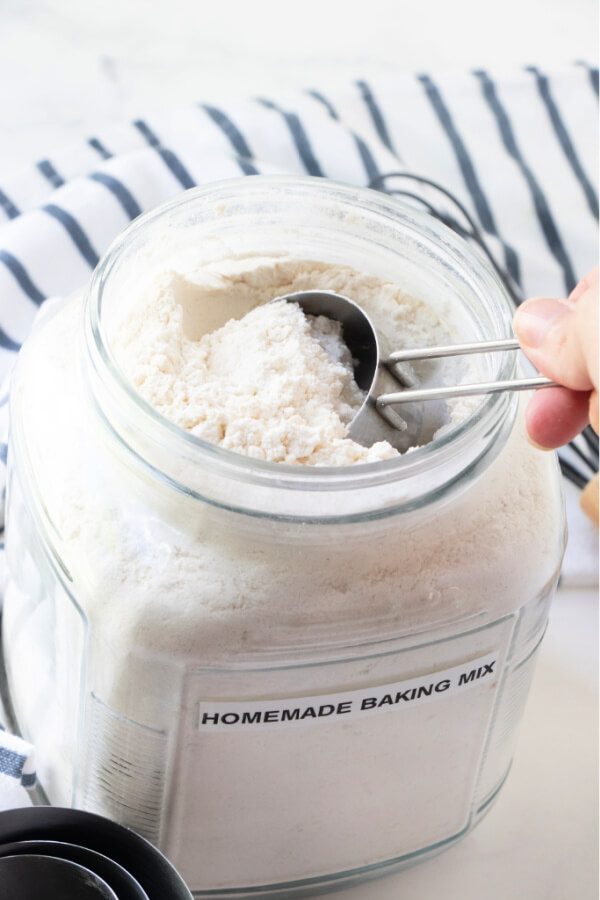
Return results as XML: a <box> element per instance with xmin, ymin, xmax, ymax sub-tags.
<box><xmin>513</xmin><ymin>271</ymin><xmax>598</xmax><ymax>393</ymax></box>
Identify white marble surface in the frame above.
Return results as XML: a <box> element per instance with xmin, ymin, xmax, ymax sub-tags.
<box><xmin>0</xmin><ymin>2</ymin><xmax>597</xmax><ymax>898</ymax></box>
<box><xmin>0</xmin><ymin>0</ymin><xmax>598</xmax><ymax>174</ymax></box>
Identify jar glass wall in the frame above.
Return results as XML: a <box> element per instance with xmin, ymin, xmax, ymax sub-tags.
<box><xmin>3</xmin><ymin>177</ymin><xmax>566</xmax><ymax>898</ymax></box>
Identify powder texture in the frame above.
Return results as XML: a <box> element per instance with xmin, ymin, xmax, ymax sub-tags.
<box><xmin>126</xmin><ymin>298</ymin><xmax>394</xmax><ymax>465</ymax></box>
<box><xmin>112</xmin><ymin>257</ymin><xmax>479</xmax><ymax>464</ymax></box>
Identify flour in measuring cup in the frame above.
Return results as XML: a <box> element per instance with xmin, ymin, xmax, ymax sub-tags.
<box><xmin>112</xmin><ymin>256</ymin><xmax>480</xmax><ymax>463</ymax></box>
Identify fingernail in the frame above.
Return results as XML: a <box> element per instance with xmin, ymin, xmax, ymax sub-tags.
<box><xmin>514</xmin><ymin>297</ymin><xmax>570</xmax><ymax>348</ymax></box>
<box><xmin>526</xmin><ymin>432</ymin><xmax>552</xmax><ymax>452</ymax></box>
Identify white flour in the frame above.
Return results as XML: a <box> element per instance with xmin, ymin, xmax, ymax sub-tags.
<box><xmin>6</xmin><ymin>254</ymin><xmax>565</xmax><ymax>892</ymax></box>
<box><xmin>111</xmin><ymin>256</ymin><xmax>480</xmax><ymax>464</ymax></box>
<box><xmin>117</xmin><ymin>297</ymin><xmax>394</xmax><ymax>464</ymax></box>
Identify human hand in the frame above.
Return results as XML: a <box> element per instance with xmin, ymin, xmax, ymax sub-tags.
<box><xmin>513</xmin><ymin>266</ymin><xmax>599</xmax><ymax>450</ymax></box>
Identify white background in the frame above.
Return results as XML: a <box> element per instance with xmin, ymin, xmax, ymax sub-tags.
<box><xmin>0</xmin><ymin>2</ymin><xmax>598</xmax><ymax>898</ymax></box>
<box><xmin>0</xmin><ymin>0</ymin><xmax>598</xmax><ymax>172</ymax></box>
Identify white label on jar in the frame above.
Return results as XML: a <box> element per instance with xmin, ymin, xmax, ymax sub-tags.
<box><xmin>197</xmin><ymin>651</ymin><xmax>498</xmax><ymax>731</ymax></box>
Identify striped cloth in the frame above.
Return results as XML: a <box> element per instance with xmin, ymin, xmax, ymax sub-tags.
<box><xmin>0</xmin><ymin>62</ymin><xmax>597</xmax><ymax>806</ymax></box>
<box><xmin>0</xmin><ymin>723</ymin><xmax>35</xmax><ymax>788</ymax></box>
<box><xmin>0</xmin><ymin>66</ymin><xmax>597</xmax><ymax>526</ymax></box>
<box><xmin>0</xmin><ymin>720</ymin><xmax>36</xmax><ymax>810</ymax></box>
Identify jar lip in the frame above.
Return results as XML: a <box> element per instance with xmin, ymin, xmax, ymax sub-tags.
<box><xmin>84</xmin><ymin>174</ymin><xmax>516</xmax><ymax>493</ymax></box>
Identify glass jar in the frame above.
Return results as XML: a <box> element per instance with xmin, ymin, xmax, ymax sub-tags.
<box><xmin>3</xmin><ymin>177</ymin><xmax>565</xmax><ymax>898</ymax></box>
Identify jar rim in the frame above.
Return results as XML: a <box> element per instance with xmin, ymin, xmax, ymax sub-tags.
<box><xmin>83</xmin><ymin>175</ymin><xmax>517</xmax><ymax>516</ymax></box>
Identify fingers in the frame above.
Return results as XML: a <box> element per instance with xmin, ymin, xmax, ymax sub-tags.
<box><xmin>525</xmin><ymin>385</ymin><xmax>592</xmax><ymax>449</ymax></box>
<box><xmin>514</xmin><ymin>267</ymin><xmax>598</xmax><ymax>393</ymax></box>
<box><xmin>514</xmin><ymin>267</ymin><xmax>599</xmax><ymax>448</ymax></box>
<box><xmin>568</xmin><ymin>266</ymin><xmax>598</xmax><ymax>305</ymax></box>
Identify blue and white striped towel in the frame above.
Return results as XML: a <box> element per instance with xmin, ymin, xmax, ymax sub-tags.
<box><xmin>0</xmin><ymin>63</ymin><xmax>597</xmax><ymax>803</ymax></box>
<box><xmin>0</xmin><ymin>720</ymin><xmax>35</xmax><ymax>809</ymax></box>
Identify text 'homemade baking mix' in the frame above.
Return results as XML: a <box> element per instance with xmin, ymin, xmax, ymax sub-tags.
<box><xmin>2</xmin><ymin>178</ymin><xmax>565</xmax><ymax>898</ymax></box>
<box><xmin>196</xmin><ymin>652</ymin><xmax>499</xmax><ymax>731</ymax></box>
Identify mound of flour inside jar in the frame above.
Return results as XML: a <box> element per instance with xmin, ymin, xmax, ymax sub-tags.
<box><xmin>113</xmin><ymin>256</ymin><xmax>478</xmax><ymax>464</ymax></box>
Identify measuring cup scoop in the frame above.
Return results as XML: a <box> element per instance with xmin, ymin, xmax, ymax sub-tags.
<box><xmin>278</xmin><ymin>290</ymin><xmax>556</xmax><ymax>453</ymax></box>
<box><xmin>279</xmin><ymin>290</ymin><xmax>425</xmax><ymax>453</ymax></box>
